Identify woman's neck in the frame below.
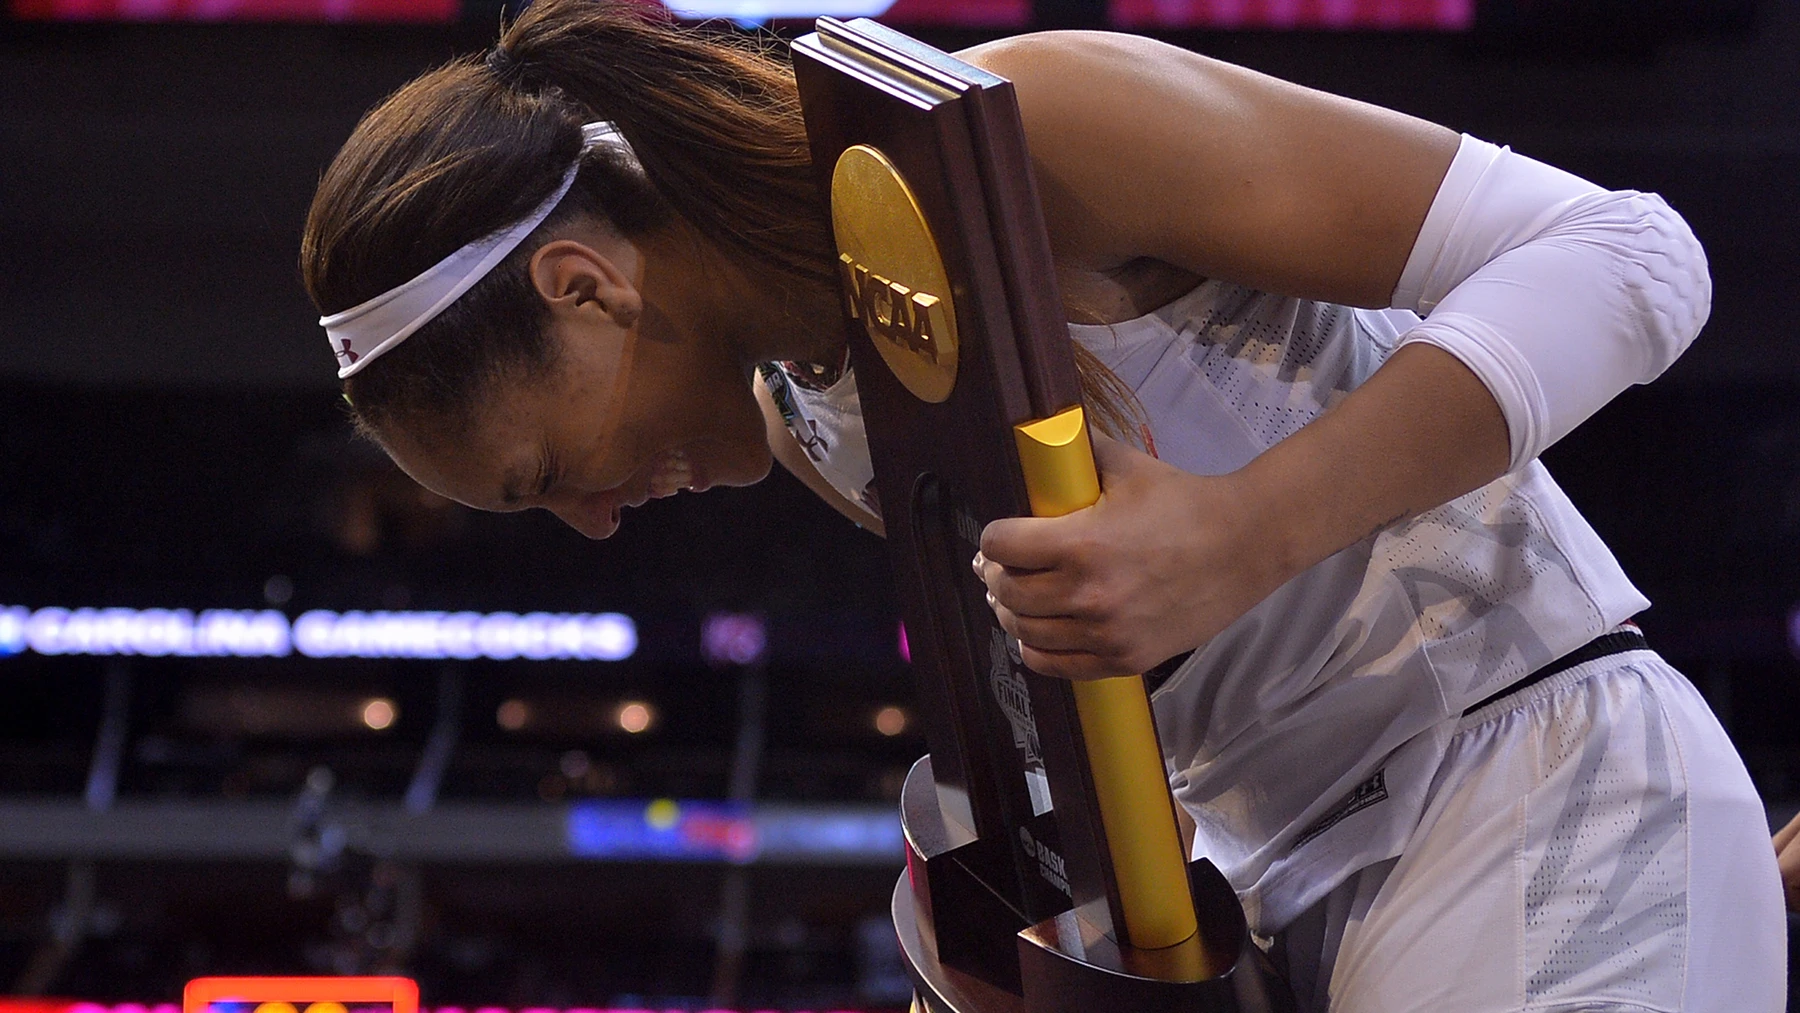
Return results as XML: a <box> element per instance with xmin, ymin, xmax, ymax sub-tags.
<box><xmin>647</xmin><ymin>217</ymin><xmax>848</xmax><ymax>369</ymax></box>
<box><xmin>720</xmin><ymin>249</ymin><xmax>849</xmax><ymax>366</ymax></box>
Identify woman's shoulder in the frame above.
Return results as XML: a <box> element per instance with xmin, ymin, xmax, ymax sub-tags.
<box><xmin>953</xmin><ymin>31</ymin><xmax>1247</xmax><ymax>274</ymax></box>
<box><xmin>955</xmin><ymin>30</ymin><xmax>1458</xmax><ymax>310</ymax></box>
<box><xmin>957</xmin><ymin>29</ymin><xmax>1223</xmax><ymax>94</ymax></box>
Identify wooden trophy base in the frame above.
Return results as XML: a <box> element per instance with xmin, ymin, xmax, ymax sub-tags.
<box><xmin>897</xmin><ymin>757</ymin><xmax>1295</xmax><ymax>1013</ymax></box>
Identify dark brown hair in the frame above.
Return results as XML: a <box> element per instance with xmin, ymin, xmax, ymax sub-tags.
<box><xmin>300</xmin><ymin>0</ymin><xmax>1143</xmax><ymax>442</ymax></box>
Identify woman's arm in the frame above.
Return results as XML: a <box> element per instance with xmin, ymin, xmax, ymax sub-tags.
<box><xmin>964</xmin><ymin>31</ymin><xmax>1461</xmax><ymax>307</ymax></box>
<box><xmin>967</xmin><ymin>33</ymin><xmax>1706</xmax><ymax>680</ymax></box>
<box><xmin>974</xmin><ymin>350</ymin><xmax>1505</xmax><ymax>680</ymax></box>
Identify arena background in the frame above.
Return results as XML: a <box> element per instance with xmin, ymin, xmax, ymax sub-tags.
<box><xmin>1</xmin><ymin>0</ymin><xmax>1797</xmax><ymax>1007</ymax></box>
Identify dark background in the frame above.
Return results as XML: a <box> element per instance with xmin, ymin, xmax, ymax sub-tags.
<box><xmin>2</xmin><ymin>0</ymin><xmax>1798</xmax><ymax>1007</ymax></box>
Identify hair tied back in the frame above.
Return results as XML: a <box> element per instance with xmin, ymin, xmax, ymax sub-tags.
<box><xmin>484</xmin><ymin>43</ymin><xmax>524</xmax><ymax>85</ymax></box>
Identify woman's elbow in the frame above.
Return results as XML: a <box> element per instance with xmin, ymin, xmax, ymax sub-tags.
<box><xmin>1618</xmin><ymin>191</ymin><xmax>1712</xmax><ymax>381</ymax></box>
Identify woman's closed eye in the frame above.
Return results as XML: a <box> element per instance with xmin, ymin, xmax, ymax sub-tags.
<box><xmin>497</xmin><ymin>448</ymin><xmax>560</xmax><ymax>509</ymax></box>
<box><xmin>535</xmin><ymin>448</ymin><xmax>561</xmax><ymax>499</ymax></box>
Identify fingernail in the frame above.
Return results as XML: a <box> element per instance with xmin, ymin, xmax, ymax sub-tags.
<box><xmin>971</xmin><ymin>552</ymin><xmax>984</xmax><ymax>575</ymax></box>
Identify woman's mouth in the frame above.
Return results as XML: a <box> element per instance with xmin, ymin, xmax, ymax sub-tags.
<box><xmin>582</xmin><ymin>448</ymin><xmax>723</xmax><ymax>538</ymax></box>
<box><xmin>627</xmin><ymin>448</ymin><xmax>712</xmax><ymax>508</ymax></box>
<box><xmin>597</xmin><ymin>449</ymin><xmax>715</xmax><ymax>534</ymax></box>
<box><xmin>647</xmin><ymin>448</ymin><xmax>696</xmax><ymax>499</ymax></box>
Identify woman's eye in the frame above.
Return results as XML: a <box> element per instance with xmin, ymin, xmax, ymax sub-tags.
<box><xmin>537</xmin><ymin>454</ymin><xmax>561</xmax><ymax>498</ymax></box>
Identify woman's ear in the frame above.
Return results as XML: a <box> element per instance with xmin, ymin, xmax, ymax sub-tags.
<box><xmin>529</xmin><ymin>238</ymin><xmax>643</xmax><ymax>329</ymax></box>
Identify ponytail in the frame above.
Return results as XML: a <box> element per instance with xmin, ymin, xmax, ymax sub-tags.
<box><xmin>496</xmin><ymin>0</ymin><xmax>834</xmax><ymax>286</ymax></box>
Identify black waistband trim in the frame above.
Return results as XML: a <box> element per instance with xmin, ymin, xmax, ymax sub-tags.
<box><xmin>1461</xmin><ymin>627</ymin><xmax>1649</xmax><ymax>716</ymax></box>
<box><xmin>1144</xmin><ymin>649</ymin><xmax>1196</xmax><ymax>696</ymax></box>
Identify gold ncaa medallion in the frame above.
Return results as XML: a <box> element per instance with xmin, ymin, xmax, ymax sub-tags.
<box><xmin>830</xmin><ymin>145</ymin><xmax>960</xmax><ymax>403</ymax></box>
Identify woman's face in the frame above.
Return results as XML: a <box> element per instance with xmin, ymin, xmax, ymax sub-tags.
<box><xmin>379</xmin><ymin>224</ymin><xmax>775</xmax><ymax>539</ymax></box>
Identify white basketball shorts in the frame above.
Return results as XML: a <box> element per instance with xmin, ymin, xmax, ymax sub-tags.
<box><xmin>1275</xmin><ymin>649</ymin><xmax>1785</xmax><ymax>1012</ymax></box>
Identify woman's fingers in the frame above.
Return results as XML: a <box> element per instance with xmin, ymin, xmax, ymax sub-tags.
<box><xmin>979</xmin><ymin>514</ymin><xmax>1080</xmax><ymax>573</ymax></box>
<box><xmin>1774</xmin><ymin>808</ymin><xmax>1800</xmax><ymax>852</ymax></box>
<box><xmin>974</xmin><ymin>550</ymin><xmax>1093</xmax><ymax>619</ymax></box>
<box><xmin>1781</xmin><ymin>847</ymin><xmax>1800</xmax><ymax>915</ymax></box>
<box><xmin>1775</xmin><ymin>809</ymin><xmax>1800</xmax><ymax>913</ymax></box>
<box><xmin>981</xmin><ymin>550</ymin><xmax>1141</xmax><ymax>680</ymax></box>
<box><xmin>988</xmin><ymin>598</ymin><xmax>1158</xmax><ymax>680</ymax></box>
<box><xmin>1017</xmin><ymin>641</ymin><xmax>1136</xmax><ymax>682</ymax></box>
<box><xmin>989</xmin><ymin>595</ymin><xmax>1114</xmax><ymax>680</ymax></box>
<box><xmin>989</xmin><ymin>604</ymin><xmax>1100</xmax><ymax>654</ymax></box>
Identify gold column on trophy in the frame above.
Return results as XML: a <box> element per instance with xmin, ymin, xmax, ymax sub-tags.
<box><xmin>1014</xmin><ymin>407</ymin><xmax>1200</xmax><ymax>953</ymax></box>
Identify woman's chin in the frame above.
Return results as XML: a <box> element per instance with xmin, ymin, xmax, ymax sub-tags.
<box><xmin>704</xmin><ymin>443</ymin><xmax>774</xmax><ymax>490</ymax></box>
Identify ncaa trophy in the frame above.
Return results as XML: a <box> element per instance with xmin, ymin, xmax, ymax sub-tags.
<box><xmin>791</xmin><ymin>18</ymin><xmax>1294</xmax><ymax>1013</ymax></box>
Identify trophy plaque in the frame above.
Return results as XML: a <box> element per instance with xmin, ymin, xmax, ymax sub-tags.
<box><xmin>792</xmin><ymin>18</ymin><xmax>1292</xmax><ymax>1013</ymax></box>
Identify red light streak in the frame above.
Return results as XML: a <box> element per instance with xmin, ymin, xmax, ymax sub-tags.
<box><xmin>0</xmin><ymin>1003</ymin><xmax>874</xmax><ymax>1013</ymax></box>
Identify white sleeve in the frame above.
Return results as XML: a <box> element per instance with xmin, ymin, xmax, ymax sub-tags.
<box><xmin>1390</xmin><ymin>134</ymin><xmax>1711</xmax><ymax>472</ymax></box>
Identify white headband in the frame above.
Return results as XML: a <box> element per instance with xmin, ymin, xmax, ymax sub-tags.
<box><xmin>322</xmin><ymin>120</ymin><xmax>624</xmax><ymax>380</ymax></box>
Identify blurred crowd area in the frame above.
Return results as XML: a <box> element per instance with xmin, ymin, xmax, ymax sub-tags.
<box><xmin>0</xmin><ymin>389</ymin><xmax>918</xmax><ymax>1005</ymax></box>
<box><xmin>2</xmin><ymin>0</ymin><xmax>1798</xmax><ymax>1007</ymax></box>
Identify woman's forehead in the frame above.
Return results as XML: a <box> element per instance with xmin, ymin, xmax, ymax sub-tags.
<box><xmin>379</xmin><ymin>403</ymin><xmax>540</xmax><ymax>512</ymax></box>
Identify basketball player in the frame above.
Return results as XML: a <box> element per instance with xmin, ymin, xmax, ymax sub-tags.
<box><xmin>300</xmin><ymin>1</ymin><xmax>1784</xmax><ymax>1008</ymax></box>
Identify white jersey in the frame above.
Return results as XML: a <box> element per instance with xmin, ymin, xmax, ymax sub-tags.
<box><xmin>760</xmin><ymin>279</ymin><xmax>1650</xmax><ymax>934</ymax></box>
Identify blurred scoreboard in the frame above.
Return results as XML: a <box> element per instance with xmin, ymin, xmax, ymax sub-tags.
<box><xmin>3</xmin><ymin>0</ymin><xmax>1023</xmax><ymax>23</ymax></box>
<box><xmin>7</xmin><ymin>0</ymin><xmax>454</xmax><ymax>20</ymax></box>
<box><xmin>183</xmin><ymin>979</ymin><xmax>416</xmax><ymax>1013</ymax></box>
<box><xmin>651</xmin><ymin>0</ymin><xmax>1469</xmax><ymax>26</ymax></box>
<box><xmin>5</xmin><ymin>0</ymin><xmax>1740</xmax><ymax>30</ymax></box>
<box><xmin>664</xmin><ymin>0</ymin><xmax>1027</xmax><ymax>25</ymax></box>
<box><xmin>5</xmin><ymin>0</ymin><xmax>1472</xmax><ymax>25</ymax></box>
<box><xmin>1112</xmin><ymin>0</ymin><xmax>1472</xmax><ymax>29</ymax></box>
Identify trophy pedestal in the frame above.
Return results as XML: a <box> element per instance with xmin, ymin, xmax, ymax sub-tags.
<box><xmin>898</xmin><ymin>758</ymin><xmax>1295</xmax><ymax>1013</ymax></box>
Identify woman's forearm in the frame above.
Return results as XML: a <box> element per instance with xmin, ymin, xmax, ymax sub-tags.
<box><xmin>1247</xmin><ymin>138</ymin><xmax>1711</xmax><ymax>582</ymax></box>
<box><xmin>975</xmin><ymin>342</ymin><xmax>1509</xmax><ymax>681</ymax></box>
<box><xmin>1244</xmin><ymin>341</ymin><xmax>1511</xmax><ymax>585</ymax></box>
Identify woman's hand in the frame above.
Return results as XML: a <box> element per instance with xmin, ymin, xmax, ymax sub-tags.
<box><xmin>1773</xmin><ymin>809</ymin><xmax>1800</xmax><ymax>912</ymax></box>
<box><xmin>975</xmin><ymin>343</ymin><xmax>1511</xmax><ymax>683</ymax></box>
<box><xmin>974</xmin><ymin>432</ymin><xmax>1296</xmax><ymax>681</ymax></box>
